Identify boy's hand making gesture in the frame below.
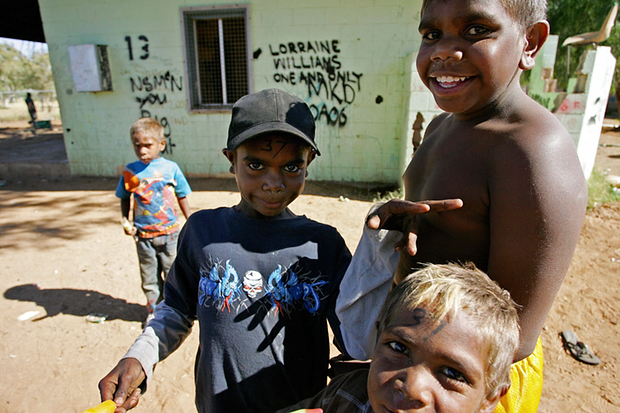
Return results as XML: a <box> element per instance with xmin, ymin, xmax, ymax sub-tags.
<box><xmin>367</xmin><ymin>198</ymin><xmax>463</xmax><ymax>255</ymax></box>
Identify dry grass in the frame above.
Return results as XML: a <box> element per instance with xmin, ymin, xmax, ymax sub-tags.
<box><xmin>0</xmin><ymin>100</ymin><xmax>61</xmax><ymax>123</ymax></box>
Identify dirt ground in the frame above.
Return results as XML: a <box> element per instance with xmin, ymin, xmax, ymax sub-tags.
<box><xmin>1</xmin><ymin>123</ymin><xmax>619</xmax><ymax>413</ymax></box>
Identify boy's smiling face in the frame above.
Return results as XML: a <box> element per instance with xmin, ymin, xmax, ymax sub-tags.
<box><xmin>416</xmin><ymin>0</ymin><xmax>527</xmax><ymax>118</ymax></box>
<box><xmin>368</xmin><ymin>306</ymin><xmax>501</xmax><ymax>413</ymax></box>
<box><xmin>223</xmin><ymin>134</ymin><xmax>315</xmax><ymax>219</ymax></box>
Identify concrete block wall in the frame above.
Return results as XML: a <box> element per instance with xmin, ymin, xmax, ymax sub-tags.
<box><xmin>39</xmin><ymin>0</ymin><xmax>429</xmax><ymax>184</ymax></box>
<box><xmin>554</xmin><ymin>47</ymin><xmax>616</xmax><ymax>180</ymax></box>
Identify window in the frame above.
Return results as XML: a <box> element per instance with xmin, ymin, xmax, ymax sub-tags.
<box><xmin>181</xmin><ymin>5</ymin><xmax>252</xmax><ymax>111</ymax></box>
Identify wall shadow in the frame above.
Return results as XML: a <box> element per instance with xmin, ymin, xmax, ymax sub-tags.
<box><xmin>1</xmin><ymin>176</ymin><xmax>395</xmax><ymax>202</ymax></box>
<box><xmin>4</xmin><ymin>284</ymin><xmax>147</xmax><ymax>323</ymax></box>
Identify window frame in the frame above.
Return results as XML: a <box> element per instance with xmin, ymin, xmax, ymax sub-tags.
<box><xmin>180</xmin><ymin>4</ymin><xmax>253</xmax><ymax>113</ymax></box>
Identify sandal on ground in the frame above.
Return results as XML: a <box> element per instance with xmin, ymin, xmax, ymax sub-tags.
<box><xmin>559</xmin><ymin>330</ymin><xmax>601</xmax><ymax>365</ymax></box>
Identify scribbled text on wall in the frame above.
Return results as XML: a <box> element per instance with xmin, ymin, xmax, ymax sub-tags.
<box><xmin>124</xmin><ymin>35</ymin><xmax>184</xmax><ymax>154</ymax></box>
<box><xmin>269</xmin><ymin>40</ymin><xmax>362</xmax><ymax>128</ymax></box>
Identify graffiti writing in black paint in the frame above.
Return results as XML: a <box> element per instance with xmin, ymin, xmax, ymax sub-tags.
<box><xmin>309</xmin><ymin>104</ymin><xmax>347</xmax><ymax>128</ymax></box>
<box><xmin>269</xmin><ymin>40</ymin><xmax>341</xmax><ymax>55</ymax></box>
<box><xmin>130</xmin><ymin>71</ymin><xmax>183</xmax><ymax>93</ymax></box>
<box><xmin>136</xmin><ymin>93</ymin><xmax>167</xmax><ymax>109</ymax></box>
<box><xmin>124</xmin><ymin>34</ymin><xmax>185</xmax><ymax>154</ymax></box>
<box><xmin>125</xmin><ymin>35</ymin><xmax>150</xmax><ymax>61</ymax></box>
<box><xmin>268</xmin><ymin>39</ymin><xmax>362</xmax><ymax>128</ymax></box>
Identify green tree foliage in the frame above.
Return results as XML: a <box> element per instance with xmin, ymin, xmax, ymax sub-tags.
<box><xmin>547</xmin><ymin>1</ymin><xmax>620</xmax><ymax>97</ymax></box>
<box><xmin>0</xmin><ymin>43</ymin><xmax>54</xmax><ymax>92</ymax></box>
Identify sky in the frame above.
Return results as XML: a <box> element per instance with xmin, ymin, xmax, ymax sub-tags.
<box><xmin>0</xmin><ymin>37</ymin><xmax>48</xmax><ymax>57</ymax></box>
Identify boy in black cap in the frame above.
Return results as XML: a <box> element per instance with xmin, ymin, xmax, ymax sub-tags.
<box><xmin>98</xmin><ymin>89</ymin><xmax>352</xmax><ymax>413</ymax></box>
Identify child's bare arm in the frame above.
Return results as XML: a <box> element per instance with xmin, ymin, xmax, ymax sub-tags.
<box><xmin>120</xmin><ymin>197</ymin><xmax>131</xmax><ymax>219</ymax></box>
<box><xmin>487</xmin><ymin>130</ymin><xmax>587</xmax><ymax>361</ymax></box>
<box><xmin>120</xmin><ymin>198</ymin><xmax>136</xmax><ymax>236</ymax></box>
<box><xmin>177</xmin><ymin>196</ymin><xmax>191</xmax><ymax>219</ymax></box>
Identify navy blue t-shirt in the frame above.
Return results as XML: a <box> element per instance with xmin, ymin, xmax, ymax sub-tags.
<box><xmin>164</xmin><ymin>207</ymin><xmax>351</xmax><ymax>412</ymax></box>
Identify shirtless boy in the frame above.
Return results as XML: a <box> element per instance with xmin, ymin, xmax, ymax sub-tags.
<box><xmin>337</xmin><ymin>0</ymin><xmax>587</xmax><ymax>410</ymax></box>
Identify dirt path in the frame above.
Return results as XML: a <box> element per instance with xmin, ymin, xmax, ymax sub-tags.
<box><xmin>1</xmin><ymin>127</ymin><xmax>619</xmax><ymax>412</ymax></box>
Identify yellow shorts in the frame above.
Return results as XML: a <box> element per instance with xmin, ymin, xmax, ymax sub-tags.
<box><xmin>494</xmin><ymin>337</ymin><xmax>543</xmax><ymax>413</ymax></box>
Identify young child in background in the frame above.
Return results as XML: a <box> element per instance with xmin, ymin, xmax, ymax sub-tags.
<box><xmin>337</xmin><ymin>0</ymin><xmax>587</xmax><ymax>412</ymax></box>
<box><xmin>100</xmin><ymin>89</ymin><xmax>352</xmax><ymax>413</ymax></box>
<box><xmin>280</xmin><ymin>263</ymin><xmax>520</xmax><ymax>413</ymax></box>
<box><xmin>116</xmin><ymin>117</ymin><xmax>192</xmax><ymax>320</ymax></box>
<box><xmin>25</xmin><ymin>92</ymin><xmax>37</xmax><ymax>134</ymax></box>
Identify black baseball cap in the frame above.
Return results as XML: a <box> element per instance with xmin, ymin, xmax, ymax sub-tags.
<box><xmin>226</xmin><ymin>88</ymin><xmax>320</xmax><ymax>155</ymax></box>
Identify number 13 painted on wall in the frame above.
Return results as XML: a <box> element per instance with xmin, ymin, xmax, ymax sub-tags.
<box><xmin>124</xmin><ymin>35</ymin><xmax>149</xmax><ymax>60</ymax></box>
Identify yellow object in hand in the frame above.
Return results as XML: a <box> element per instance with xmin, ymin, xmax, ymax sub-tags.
<box><xmin>289</xmin><ymin>410</ymin><xmax>323</xmax><ymax>413</ymax></box>
<box><xmin>121</xmin><ymin>217</ymin><xmax>133</xmax><ymax>232</ymax></box>
<box><xmin>80</xmin><ymin>400</ymin><xmax>116</xmax><ymax>413</ymax></box>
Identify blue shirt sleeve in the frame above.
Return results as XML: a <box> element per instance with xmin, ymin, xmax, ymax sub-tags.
<box><xmin>173</xmin><ymin>165</ymin><xmax>192</xmax><ymax>198</ymax></box>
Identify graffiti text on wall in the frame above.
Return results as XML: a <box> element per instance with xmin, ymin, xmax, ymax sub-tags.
<box><xmin>269</xmin><ymin>40</ymin><xmax>362</xmax><ymax>128</ymax></box>
<box><xmin>125</xmin><ymin>35</ymin><xmax>150</xmax><ymax>61</ymax></box>
<box><xmin>124</xmin><ymin>35</ymin><xmax>183</xmax><ymax>154</ymax></box>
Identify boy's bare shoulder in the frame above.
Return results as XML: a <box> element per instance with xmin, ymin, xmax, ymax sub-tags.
<box><xmin>484</xmin><ymin>98</ymin><xmax>586</xmax><ymax>202</ymax></box>
<box><xmin>514</xmin><ymin>97</ymin><xmax>571</xmax><ymax>139</ymax></box>
<box><xmin>492</xmin><ymin>98</ymin><xmax>577</xmax><ymax>165</ymax></box>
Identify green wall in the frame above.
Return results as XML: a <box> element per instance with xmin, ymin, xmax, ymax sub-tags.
<box><xmin>39</xmin><ymin>0</ymin><xmax>431</xmax><ymax>184</ymax></box>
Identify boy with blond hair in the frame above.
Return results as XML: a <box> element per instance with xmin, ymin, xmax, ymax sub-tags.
<box><xmin>280</xmin><ymin>263</ymin><xmax>520</xmax><ymax>413</ymax></box>
<box><xmin>116</xmin><ymin>117</ymin><xmax>192</xmax><ymax>319</ymax></box>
